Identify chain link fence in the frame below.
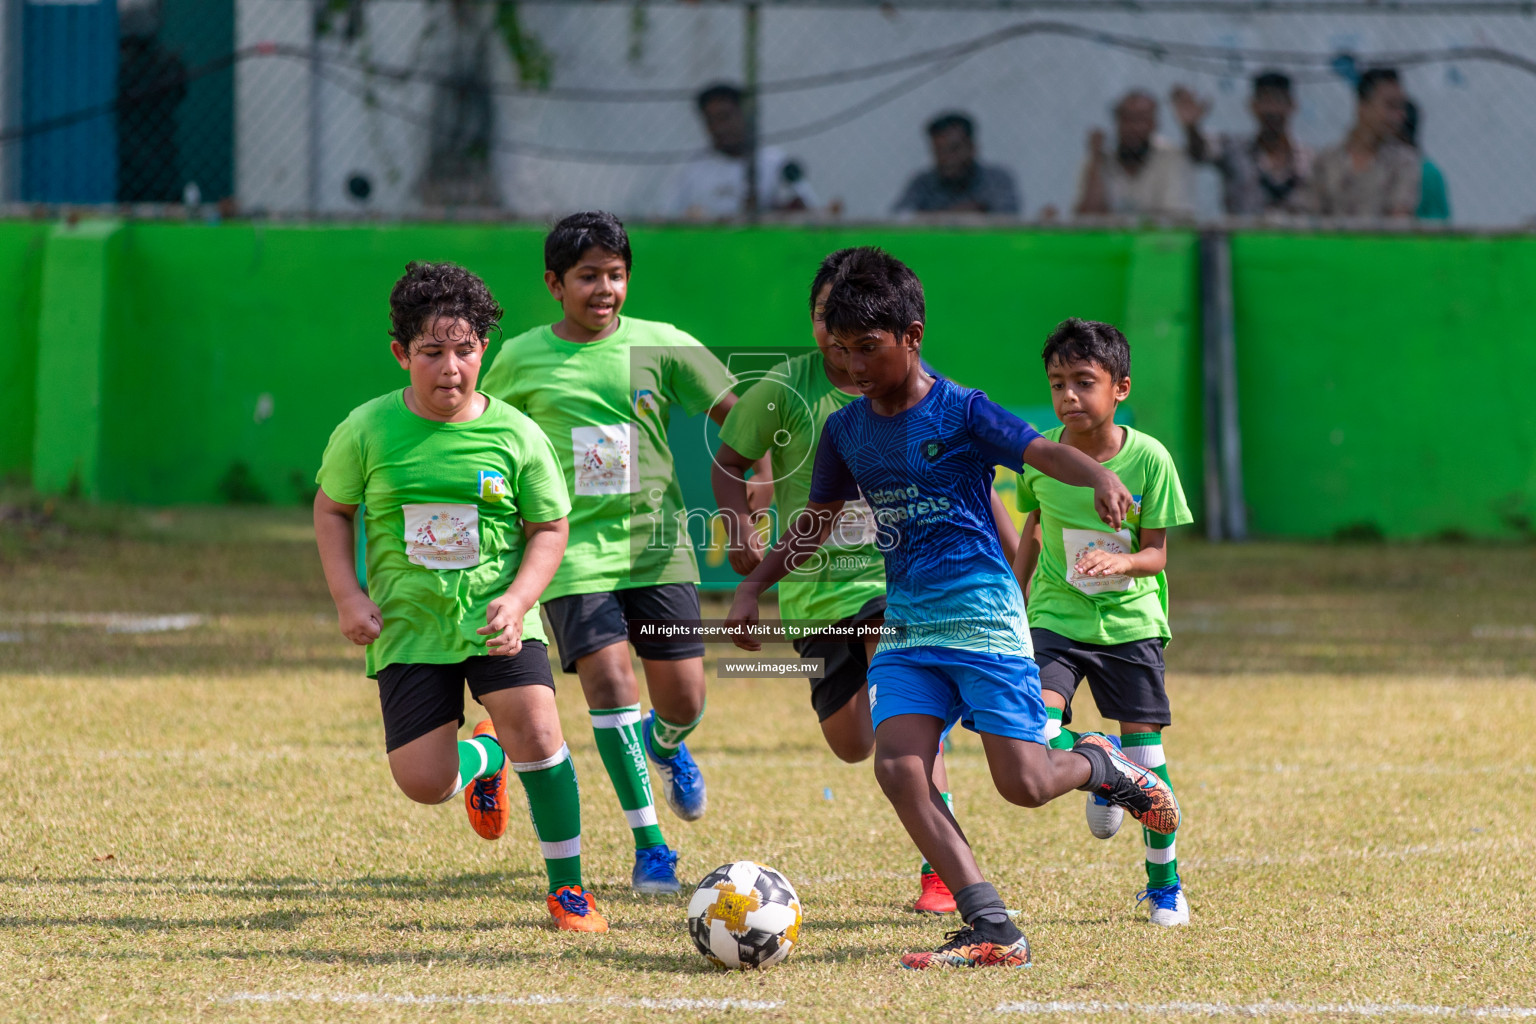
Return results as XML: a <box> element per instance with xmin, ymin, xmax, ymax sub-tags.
<box><xmin>3</xmin><ymin>0</ymin><xmax>1535</xmax><ymax>226</ymax></box>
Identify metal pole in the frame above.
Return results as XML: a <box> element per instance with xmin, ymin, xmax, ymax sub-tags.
<box><xmin>307</xmin><ymin>0</ymin><xmax>322</xmax><ymax>216</ymax></box>
<box><xmin>1199</xmin><ymin>232</ymin><xmax>1225</xmax><ymax>542</ymax></box>
<box><xmin>742</xmin><ymin>1</ymin><xmax>760</xmax><ymax>222</ymax></box>
<box><xmin>1211</xmin><ymin>231</ymin><xmax>1248</xmax><ymax>541</ymax></box>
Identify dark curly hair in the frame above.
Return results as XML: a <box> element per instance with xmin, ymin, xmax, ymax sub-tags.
<box><xmin>387</xmin><ymin>261</ymin><xmax>504</xmax><ymax>350</ymax></box>
<box><xmin>1041</xmin><ymin>318</ymin><xmax>1130</xmax><ymax>382</ymax></box>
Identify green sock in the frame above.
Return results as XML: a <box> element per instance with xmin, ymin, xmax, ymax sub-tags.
<box><xmin>1121</xmin><ymin>732</ymin><xmax>1178</xmax><ymax>889</ymax></box>
<box><xmin>920</xmin><ymin>791</ymin><xmax>955</xmax><ymax>874</ymax></box>
<box><xmin>590</xmin><ymin>705</ymin><xmax>665</xmax><ymax>850</ymax></box>
<box><xmin>511</xmin><ymin>743</ymin><xmax>583</xmax><ymax>893</ymax></box>
<box><xmin>449</xmin><ymin>734</ymin><xmax>505</xmax><ymax>799</ymax></box>
<box><xmin>1044</xmin><ymin>707</ymin><xmax>1078</xmax><ymax>751</ymax></box>
<box><xmin>646</xmin><ymin>705</ymin><xmax>704</xmax><ymax>759</ymax></box>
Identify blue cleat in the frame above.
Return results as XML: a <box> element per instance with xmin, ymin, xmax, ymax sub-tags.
<box><xmin>632</xmin><ymin>843</ymin><xmax>683</xmax><ymax>894</ymax></box>
<box><xmin>642</xmin><ymin>710</ymin><xmax>708</xmax><ymax>822</ymax></box>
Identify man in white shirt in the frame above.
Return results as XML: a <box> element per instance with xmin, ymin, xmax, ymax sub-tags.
<box><xmin>666</xmin><ymin>83</ymin><xmax>814</xmax><ymax>219</ymax></box>
<box><xmin>1074</xmin><ymin>90</ymin><xmax>1194</xmax><ymax>218</ymax></box>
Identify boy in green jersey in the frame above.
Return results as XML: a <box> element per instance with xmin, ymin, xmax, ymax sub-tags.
<box><xmin>1012</xmin><ymin>318</ymin><xmax>1195</xmax><ymax>927</ymax></box>
<box><xmin>481</xmin><ymin>212</ymin><xmax>755</xmax><ymax>894</ymax></box>
<box><xmin>713</xmin><ymin>249</ymin><xmax>982</xmax><ymax>915</ymax></box>
<box><xmin>314</xmin><ymin>262</ymin><xmax>604</xmax><ymax>932</ymax></box>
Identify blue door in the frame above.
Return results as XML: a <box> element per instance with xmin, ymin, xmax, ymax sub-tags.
<box><xmin>21</xmin><ymin>0</ymin><xmax>119</xmax><ymax>203</ymax></box>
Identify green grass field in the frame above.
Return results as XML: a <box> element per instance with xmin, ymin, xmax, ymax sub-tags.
<box><xmin>2</xmin><ymin>504</ymin><xmax>1535</xmax><ymax>1022</ymax></box>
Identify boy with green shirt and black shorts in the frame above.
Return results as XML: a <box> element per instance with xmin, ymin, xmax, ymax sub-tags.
<box><xmin>1013</xmin><ymin>318</ymin><xmax>1195</xmax><ymax>927</ymax></box>
<box><xmin>314</xmin><ymin>261</ymin><xmax>606</xmax><ymax>932</ymax></box>
<box><xmin>481</xmin><ymin>211</ymin><xmax>749</xmax><ymax>894</ymax></box>
<box><xmin>713</xmin><ymin>248</ymin><xmax>982</xmax><ymax>915</ymax></box>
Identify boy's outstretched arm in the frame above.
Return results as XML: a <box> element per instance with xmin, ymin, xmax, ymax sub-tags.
<box><xmin>1013</xmin><ymin>509</ymin><xmax>1042</xmax><ymax>604</ymax></box>
<box><xmin>1022</xmin><ymin>438</ymin><xmax>1133</xmax><ymax>529</ymax></box>
<box><xmin>480</xmin><ymin>517</ymin><xmax>568</xmax><ymax>655</ymax></box>
<box><xmin>712</xmin><ymin>442</ymin><xmax>768</xmax><ymax>576</ymax></box>
<box><xmin>314</xmin><ymin>489</ymin><xmax>381</xmax><ymax>646</ymax></box>
<box><xmin>723</xmin><ymin>501</ymin><xmax>843</xmax><ymax>651</ymax></box>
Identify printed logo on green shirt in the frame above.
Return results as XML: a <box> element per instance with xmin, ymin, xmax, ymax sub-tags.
<box><xmin>1128</xmin><ymin>494</ymin><xmax>1142</xmax><ymax>527</ymax></box>
<box><xmin>632</xmin><ymin>389</ymin><xmax>661</xmax><ymax>418</ymax></box>
<box><xmin>478</xmin><ymin>470</ymin><xmax>509</xmax><ymax>503</ymax></box>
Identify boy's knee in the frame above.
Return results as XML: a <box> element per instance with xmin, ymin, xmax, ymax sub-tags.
<box><xmin>821</xmin><ymin>720</ymin><xmax>874</xmax><ymax>764</ymax></box>
<box><xmin>391</xmin><ymin>764</ymin><xmax>456</xmax><ymax>805</ymax></box>
<box><xmin>828</xmin><ymin>737</ymin><xmax>873</xmax><ymax>764</ymax></box>
<box><xmin>995</xmin><ymin>774</ymin><xmax>1051</xmax><ymax>808</ymax></box>
<box><xmin>873</xmin><ymin>752</ymin><xmax>926</xmax><ymax>796</ymax></box>
<box><xmin>580</xmin><ymin>671</ymin><xmax>634</xmax><ymax>711</ymax></box>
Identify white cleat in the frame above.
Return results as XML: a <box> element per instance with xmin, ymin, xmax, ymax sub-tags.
<box><xmin>1085</xmin><ymin>792</ymin><xmax>1125</xmax><ymax>839</ymax></box>
<box><xmin>1138</xmin><ymin>883</ymin><xmax>1190</xmax><ymax>927</ymax></box>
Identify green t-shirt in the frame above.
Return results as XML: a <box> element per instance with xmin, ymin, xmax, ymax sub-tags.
<box><xmin>718</xmin><ymin>351</ymin><xmax>886</xmax><ymax>632</ymax></box>
<box><xmin>1016</xmin><ymin>426</ymin><xmax>1192</xmax><ymax>645</ymax></box>
<box><xmin>480</xmin><ymin>316</ymin><xmax>734</xmax><ymax>599</ymax></box>
<box><xmin>316</xmin><ymin>391</ymin><xmax>571</xmax><ymax>677</ymax></box>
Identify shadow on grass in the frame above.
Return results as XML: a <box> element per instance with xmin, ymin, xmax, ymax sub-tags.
<box><xmin>49</xmin><ymin>940</ymin><xmax>894</xmax><ymax>971</ymax></box>
<box><xmin>0</xmin><ymin>909</ymin><xmax>318</xmax><ymax>931</ymax></box>
<box><xmin>0</xmin><ymin>870</ymin><xmax>543</xmax><ymax>901</ymax></box>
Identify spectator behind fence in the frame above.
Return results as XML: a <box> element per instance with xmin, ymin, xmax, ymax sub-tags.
<box><xmin>1400</xmin><ymin>99</ymin><xmax>1450</xmax><ymax>222</ymax></box>
<box><xmin>1173</xmin><ymin>72</ymin><xmax>1313</xmax><ymax>216</ymax></box>
<box><xmin>1307</xmin><ymin>69</ymin><xmax>1420</xmax><ymax>219</ymax></box>
<box><xmin>892</xmin><ymin>112</ymin><xmax>1020</xmax><ymax>216</ymax></box>
<box><xmin>117</xmin><ymin>19</ymin><xmax>187</xmax><ymax>202</ymax></box>
<box><xmin>1075</xmin><ymin>91</ymin><xmax>1194</xmax><ymax>218</ymax></box>
<box><xmin>666</xmin><ymin>83</ymin><xmax>816</xmax><ymax>219</ymax></box>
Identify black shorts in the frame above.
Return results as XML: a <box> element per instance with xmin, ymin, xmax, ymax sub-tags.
<box><xmin>374</xmin><ymin>642</ymin><xmax>554</xmax><ymax>752</ymax></box>
<box><xmin>792</xmin><ymin>596</ymin><xmax>887</xmax><ymax>722</ymax></box>
<box><xmin>1031</xmin><ymin>627</ymin><xmax>1170</xmax><ymax>728</ymax></box>
<box><xmin>541</xmin><ymin>582</ymin><xmax>705</xmax><ymax>673</ymax></box>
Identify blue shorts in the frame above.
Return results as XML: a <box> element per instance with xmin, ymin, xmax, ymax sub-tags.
<box><xmin>867</xmin><ymin>646</ymin><xmax>1048</xmax><ymax>745</ymax></box>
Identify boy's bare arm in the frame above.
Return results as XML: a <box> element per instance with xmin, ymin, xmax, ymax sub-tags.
<box><xmin>709</xmin><ymin>396</ymin><xmax>773</xmax><ymax>515</ymax></box>
<box><xmin>481</xmin><ymin>517</ymin><xmax>568</xmax><ymax>654</ymax></box>
<box><xmin>313</xmin><ymin>489</ymin><xmax>381</xmax><ymax>646</ymax></box>
<box><xmin>1075</xmin><ymin>526</ymin><xmax>1167</xmax><ymax>579</ymax></box>
<box><xmin>724</xmin><ymin>501</ymin><xmax>842</xmax><ymax>651</ymax></box>
<box><xmin>711</xmin><ymin>442</ymin><xmax>767</xmax><ymax>576</ymax></box>
<box><xmin>1021</xmin><ymin>438</ymin><xmax>1131</xmax><ymax>529</ymax></box>
<box><xmin>989</xmin><ymin>489</ymin><xmax>1020</xmax><ymax>566</ymax></box>
<box><xmin>1013</xmin><ymin>509</ymin><xmax>1042</xmax><ymax>603</ymax></box>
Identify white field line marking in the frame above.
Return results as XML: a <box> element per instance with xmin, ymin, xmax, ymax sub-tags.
<box><xmin>995</xmin><ymin>1001</ymin><xmax>1536</xmax><ymax>1018</ymax></box>
<box><xmin>219</xmin><ymin>992</ymin><xmax>782</xmax><ymax>1011</ymax></box>
<box><xmin>1472</xmin><ymin>624</ymin><xmax>1536</xmax><ymax>640</ymax></box>
<box><xmin>1</xmin><ymin>612</ymin><xmax>203</xmax><ymax>633</ymax></box>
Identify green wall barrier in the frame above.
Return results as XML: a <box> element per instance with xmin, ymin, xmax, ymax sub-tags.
<box><xmin>1232</xmin><ymin>233</ymin><xmax>1536</xmax><ymax>540</ymax></box>
<box><xmin>72</xmin><ymin>223</ymin><xmax>1201</xmax><ymax>521</ymax></box>
<box><xmin>0</xmin><ymin>222</ymin><xmax>49</xmax><ymax>478</ymax></box>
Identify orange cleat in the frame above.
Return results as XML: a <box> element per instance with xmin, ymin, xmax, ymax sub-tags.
<box><xmin>547</xmin><ymin>885</ymin><xmax>609</xmax><ymax>933</ymax></box>
<box><xmin>913</xmin><ymin>871</ymin><xmax>957</xmax><ymax>914</ymax></box>
<box><xmin>464</xmin><ymin>720</ymin><xmax>509</xmax><ymax>840</ymax></box>
<box><xmin>899</xmin><ymin>926</ymin><xmax>1031</xmax><ymax>969</ymax></box>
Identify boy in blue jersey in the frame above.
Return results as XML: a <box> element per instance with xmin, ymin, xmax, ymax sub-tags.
<box><xmin>724</xmin><ymin>248</ymin><xmax>1179</xmax><ymax>968</ymax></box>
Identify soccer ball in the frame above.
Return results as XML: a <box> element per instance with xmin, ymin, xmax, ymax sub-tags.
<box><xmin>686</xmin><ymin>861</ymin><xmax>802</xmax><ymax>969</ymax></box>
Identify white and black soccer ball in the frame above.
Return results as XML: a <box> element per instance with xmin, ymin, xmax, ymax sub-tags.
<box><xmin>686</xmin><ymin>861</ymin><xmax>802</xmax><ymax>970</ymax></box>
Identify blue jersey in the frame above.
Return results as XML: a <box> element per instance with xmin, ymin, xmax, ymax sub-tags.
<box><xmin>808</xmin><ymin>375</ymin><xmax>1042</xmax><ymax>657</ymax></box>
